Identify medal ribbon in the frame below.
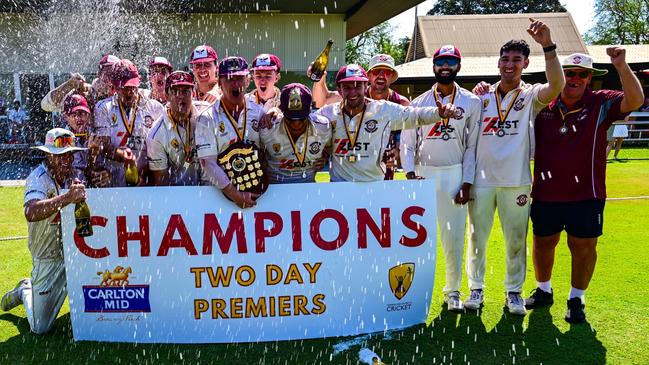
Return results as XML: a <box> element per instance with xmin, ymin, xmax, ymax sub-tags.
<box><xmin>495</xmin><ymin>85</ymin><xmax>522</xmax><ymax>125</ymax></box>
<box><xmin>168</xmin><ymin>109</ymin><xmax>192</xmax><ymax>158</ymax></box>
<box><xmin>341</xmin><ymin>102</ymin><xmax>366</xmax><ymax>152</ymax></box>
<box><xmin>118</xmin><ymin>95</ymin><xmax>140</xmax><ymax>138</ymax></box>
<box><xmin>221</xmin><ymin>99</ymin><xmax>246</xmax><ymax>142</ymax></box>
<box><xmin>283</xmin><ymin>120</ymin><xmax>309</xmax><ymax>165</ymax></box>
<box><xmin>559</xmin><ymin>107</ymin><xmax>583</xmax><ymax>122</ymax></box>
<box><xmin>433</xmin><ymin>84</ymin><xmax>457</xmax><ymax>127</ymax></box>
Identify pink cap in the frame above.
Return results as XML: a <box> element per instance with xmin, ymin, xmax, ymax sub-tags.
<box><xmin>433</xmin><ymin>45</ymin><xmax>462</xmax><ymax>60</ymax></box>
<box><xmin>335</xmin><ymin>64</ymin><xmax>369</xmax><ymax>84</ymax></box>
<box><xmin>251</xmin><ymin>53</ymin><xmax>282</xmax><ymax>72</ymax></box>
<box><xmin>111</xmin><ymin>59</ymin><xmax>141</xmax><ymax>88</ymax></box>
<box><xmin>63</xmin><ymin>94</ymin><xmax>90</xmax><ymax>114</ymax></box>
<box><xmin>98</xmin><ymin>54</ymin><xmax>120</xmax><ymax>69</ymax></box>
<box><xmin>165</xmin><ymin>71</ymin><xmax>194</xmax><ymax>90</ymax></box>
<box><xmin>149</xmin><ymin>56</ymin><xmax>173</xmax><ymax>71</ymax></box>
<box><xmin>189</xmin><ymin>45</ymin><xmax>218</xmax><ymax>64</ymax></box>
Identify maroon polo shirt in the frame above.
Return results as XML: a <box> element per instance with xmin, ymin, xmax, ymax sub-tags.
<box><xmin>532</xmin><ymin>88</ymin><xmax>626</xmax><ymax>202</ymax></box>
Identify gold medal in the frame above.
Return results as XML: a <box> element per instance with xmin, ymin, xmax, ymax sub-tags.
<box><xmin>118</xmin><ymin>95</ymin><xmax>139</xmax><ymax>138</ymax></box>
<box><xmin>495</xmin><ymin>85</ymin><xmax>522</xmax><ymax>125</ymax></box>
<box><xmin>341</xmin><ymin>102</ymin><xmax>365</xmax><ymax>163</ymax></box>
<box><xmin>283</xmin><ymin>121</ymin><xmax>309</xmax><ymax>166</ymax></box>
<box><xmin>221</xmin><ymin>99</ymin><xmax>247</xmax><ymax>142</ymax></box>
<box><xmin>348</xmin><ymin>154</ymin><xmax>357</xmax><ymax>163</ymax></box>
<box><xmin>433</xmin><ymin>83</ymin><xmax>457</xmax><ymax>128</ymax></box>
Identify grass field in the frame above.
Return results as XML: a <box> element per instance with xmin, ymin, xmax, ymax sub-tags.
<box><xmin>1</xmin><ymin>148</ymin><xmax>649</xmax><ymax>364</ymax></box>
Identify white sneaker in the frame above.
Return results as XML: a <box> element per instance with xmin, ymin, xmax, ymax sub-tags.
<box><xmin>444</xmin><ymin>291</ymin><xmax>464</xmax><ymax>312</ymax></box>
<box><xmin>464</xmin><ymin>289</ymin><xmax>484</xmax><ymax>310</ymax></box>
<box><xmin>1</xmin><ymin>278</ymin><xmax>30</xmax><ymax>311</ymax></box>
<box><xmin>506</xmin><ymin>292</ymin><xmax>527</xmax><ymax>316</ymax></box>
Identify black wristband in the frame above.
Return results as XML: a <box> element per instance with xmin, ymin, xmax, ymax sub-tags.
<box><xmin>543</xmin><ymin>44</ymin><xmax>557</xmax><ymax>53</ymax></box>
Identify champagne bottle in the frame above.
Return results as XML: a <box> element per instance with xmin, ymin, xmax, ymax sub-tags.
<box><xmin>75</xmin><ymin>200</ymin><xmax>93</xmax><ymax>237</ymax></box>
<box><xmin>309</xmin><ymin>39</ymin><xmax>333</xmax><ymax>82</ymax></box>
<box><xmin>125</xmin><ymin>163</ymin><xmax>139</xmax><ymax>186</ymax></box>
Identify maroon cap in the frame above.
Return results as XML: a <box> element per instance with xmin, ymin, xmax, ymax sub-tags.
<box><xmin>98</xmin><ymin>54</ymin><xmax>119</xmax><ymax>69</ymax></box>
<box><xmin>218</xmin><ymin>56</ymin><xmax>250</xmax><ymax>77</ymax></box>
<box><xmin>280</xmin><ymin>83</ymin><xmax>312</xmax><ymax>120</ymax></box>
<box><xmin>335</xmin><ymin>64</ymin><xmax>369</xmax><ymax>84</ymax></box>
<box><xmin>111</xmin><ymin>59</ymin><xmax>141</xmax><ymax>88</ymax></box>
<box><xmin>433</xmin><ymin>45</ymin><xmax>462</xmax><ymax>60</ymax></box>
<box><xmin>149</xmin><ymin>56</ymin><xmax>173</xmax><ymax>71</ymax></box>
<box><xmin>251</xmin><ymin>53</ymin><xmax>282</xmax><ymax>72</ymax></box>
<box><xmin>165</xmin><ymin>71</ymin><xmax>194</xmax><ymax>90</ymax></box>
<box><xmin>63</xmin><ymin>94</ymin><xmax>90</xmax><ymax>115</ymax></box>
<box><xmin>189</xmin><ymin>45</ymin><xmax>218</xmax><ymax>64</ymax></box>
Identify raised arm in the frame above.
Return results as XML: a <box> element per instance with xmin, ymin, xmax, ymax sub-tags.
<box><xmin>607</xmin><ymin>47</ymin><xmax>645</xmax><ymax>113</ymax></box>
<box><xmin>527</xmin><ymin>18</ymin><xmax>565</xmax><ymax>104</ymax></box>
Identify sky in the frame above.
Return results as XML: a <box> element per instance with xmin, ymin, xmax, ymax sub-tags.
<box><xmin>388</xmin><ymin>0</ymin><xmax>596</xmax><ymax>40</ymax></box>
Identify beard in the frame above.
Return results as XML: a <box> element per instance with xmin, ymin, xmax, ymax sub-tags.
<box><xmin>434</xmin><ymin>69</ymin><xmax>458</xmax><ymax>85</ymax></box>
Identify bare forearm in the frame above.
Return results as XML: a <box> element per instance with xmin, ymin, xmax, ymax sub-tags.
<box><xmin>201</xmin><ymin>158</ymin><xmax>231</xmax><ymax>189</ymax></box>
<box><xmin>617</xmin><ymin>63</ymin><xmax>644</xmax><ymax>113</ymax></box>
<box><xmin>539</xmin><ymin>50</ymin><xmax>565</xmax><ymax>103</ymax></box>
<box><xmin>25</xmin><ymin>195</ymin><xmax>71</xmax><ymax>222</ymax></box>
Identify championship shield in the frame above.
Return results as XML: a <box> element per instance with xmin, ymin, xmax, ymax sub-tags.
<box><xmin>217</xmin><ymin>141</ymin><xmax>268</xmax><ymax>196</ymax></box>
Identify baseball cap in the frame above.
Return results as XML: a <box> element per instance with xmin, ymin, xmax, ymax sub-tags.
<box><xmin>63</xmin><ymin>94</ymin><xmax>90</xmax><ymax>115</ymax></box>
<box><xmin>149</xmin><ymin>56</ymin><xmax>173</xmax><ymax>71</ymax></box>
<box><xmin>111</xmin><ymin>59</ymin><xmax>141</xmax><ymax>88</ymax></box>
<box><xmin>433</xmin><ymin>45</ymin><xmax>462</xmax><ymax>61</ymax></box>
<box><xmin>335</xmin><ymin>64</ymin><xmax>369</xmax><ymax>84</ymax></box>
<box><xmin>32</xmin><ymin>128</ymin><xmax>87</xmax><ymax>155</ymax></box>
<box><xmin>189</xmin><ymin>45</ymin><xmax>218</xmax><ymax>64</ymax></box>
<box><xmin>165</xmin><ymin>71</ymin><xmax>195</xmax><ymax>90</ymax></box>
<box><xmin>98</xmin><ymin>54</ymin><xmax>120</xmax><ymax>69</ymax></box>
<box><xmin>368</xmin><ymin>54</ymin><xmax>398</xmax><ymax>82</ymax></box>
<box><xmin>280</xmin><ymin>83</ymin><xmax>312</xmax><ymax>120</ymax></box>
<box><xmin>251</xmin><ymin>53</ymin><xmax>282</xmax><ymax>72</ymax></box>
<box><xmin>218</xmin><ymin>56</ymin><xmax>250</xmax><ymax>77</ymax></box>
<box><xmin>562</xmin><ymin>53</ymin><xmax>608</xmax><ymax>76</ymax></box>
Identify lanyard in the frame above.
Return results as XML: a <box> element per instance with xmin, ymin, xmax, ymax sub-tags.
<box><xmin>494</xmin><ymin>86</ymin><xmax>522</xmax><ymax>124</ymax></box>
<box><xmin>118</xmin><ymin>95</ymin><xmax>140</xmax><ymax>137</ymax></box>
<box><xmin>221</xmin><ymin>99</ymin><xmax>246</xmax><ymax>142</ymax></box>
<box><xmin>283</xmin><ymin>120</ymin><xmax>309</xmax><ymax>165</ymax></box>
<box><xmin>341</xmin><ymin>102</ymin><xmax>366</xmax><ymax>150</ymax></box>
<box><xmin>433</xmin><ymin>84</ymin><xmax>457</xmax><ymax>127</ymax></box>
<box><xmin>168</xmin><ymin>110</ymin><xmax>192</xmax><ymax>158</ymax></box>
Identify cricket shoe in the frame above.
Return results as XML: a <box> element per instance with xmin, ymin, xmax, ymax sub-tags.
<box><xmin>1</xmin><ymin>278</ymin><xmax>30</xmax><ymax>311</ymax></box>
<box><xmin>525</xmin><ymin>288</ymin><xmax>554</xmax><ymax>309</ymax></box>
<box><xmin>505</xmin><ymin>292</ymin><xmax>527</xmax><ymax>316</ymax></box>
<box><xmin>464</xmin><ymin>289</ymin><xmax>484</xmax><ymax>310</ymax></box>
<box><xmin>444</xmin><ymin>291</ymin><xmax>464</xmax><ymax>312</ymax></box>
<box><xmin>565</xmin><ymin>297</ymin><xmax>586</xmax><ymax>324</ymax></box>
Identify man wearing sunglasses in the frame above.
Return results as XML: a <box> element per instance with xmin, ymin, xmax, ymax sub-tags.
<box><xmin>246</xmin><ymin>53</ymin><xmax>282</xmax><ymax>111</ymax></box>
<box><xmin>466</xmin><ymin>18</ymin><xmax>565</xmax><ymax>316</ymax></box>
<box><xmin>525</xmin><ymin>50</ymin><xmax>644</xmax><ymax>323</ymax></box>
<box><xmin>1</xmin><ymin>128</ymin><xmax>87</xmax><ymax>334</ymax></box>
<box><xmin>400</xmin><ymin>45</ymin><xmax>482</xmax><ymax>312</ymax></box>
<box><xmin>189</xmin><ymin>44</ymin><xmax>221</xmax><ymax>104</ymax></box>
<box><xmin>147</xmin><ymin>72</ymin><xmax>210</xmax><ymax>186</ymax></box>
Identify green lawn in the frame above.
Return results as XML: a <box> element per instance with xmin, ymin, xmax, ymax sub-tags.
<box><xmin>1</xmin><ymin>155</ymin><xmax>649</xmax><ymax>364</ymax></box>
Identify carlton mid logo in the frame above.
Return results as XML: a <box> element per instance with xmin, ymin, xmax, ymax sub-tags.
<box><xmin>389</xmin><ymin>263</ymin><xmax>415</xmax><ymax>300</ymax></box>
<box><xmin>82</xmin><ymin>266</ymin><xmax>151</xmax><ymax>313</ymax></box>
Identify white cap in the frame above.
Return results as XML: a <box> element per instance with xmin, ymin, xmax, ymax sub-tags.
<box><xmin>562</xmin><ymin>53</ymin><xmax>608</xmax><ymax>76</ymax></box>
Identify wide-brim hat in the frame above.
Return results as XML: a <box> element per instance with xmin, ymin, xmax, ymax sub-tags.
<box><xmin>31</xmin><ymin>128</ymin><xmax>87</xmax><ymax>154</ymax></box>
<box><xmin>367</xmin><ymin>54</ymin><xmax>398</xmax><ymax>83</ymax></box>
<box><xmin>562</xmin><ymin>53</ymin><xmax>608</xmax><ymax>76</ymax></box>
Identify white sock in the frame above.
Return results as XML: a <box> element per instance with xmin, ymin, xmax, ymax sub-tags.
<box><xmin>569</xmin><ymin>287</ymin><xmax>585</xmax><ymax>303</ymax></box>
<box><xmin>537</xmin><ymin>280</ymin><xmax>552</xmax><ymax>293</ymax></box>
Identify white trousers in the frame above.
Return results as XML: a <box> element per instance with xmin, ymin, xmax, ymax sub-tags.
<box><xmin>467</xmin><ymin>185</ymin><xmax>530</xmax><ymax>293</ymax></box>
<box><xmin>21</xmin><ymin>258</ymin><xmax>67</xmax><ymax>334</ymax></box>
<box><xmin>417</xmin><ymin>164</ymin><xmax>467</xmax><ymax>294</ymax></box>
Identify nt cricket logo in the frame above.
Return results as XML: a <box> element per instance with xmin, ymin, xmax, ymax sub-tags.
<box><xmin>481</xmin><ymin>117</ymin><xmax>520</xmax><ymax>137</ymax></box>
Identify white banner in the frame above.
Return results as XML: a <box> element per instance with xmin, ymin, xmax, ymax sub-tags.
<box><xmin>61</xmin><ymin>180</ymin><xmax>437</xmax><ymax>343</ymax></box>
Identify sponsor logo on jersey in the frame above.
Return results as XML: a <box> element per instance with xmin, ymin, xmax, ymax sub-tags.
<box><xmin>272</xmin><ymin>143</ymin><xmax>281</xmax><ymax>153</ymax></box>
<box><xmin>364</xmin><ymin>119</ymin><xmax>378</xmax><ymax>133</ymax></box>
<box><xmin>512</xmin><ymin>98</ymin><xmax>525</xmax><ymax>111</ymax></box>
<box><xmin>516</xmin><ymin>194</ymin><xmax>528</xmax><ymax>206</ymax></box>
<box><xmin>389</xmin><ymin>263</ymin><xmax>415</xmax><ymax>300</ymax></box>
<box><xmin>425</xmin><ymin>122</ymin><xmax>456</xmax><ymax>141</ymax></box>
<box><xmin>279</xmin><ymin>159</ymin><xmax>312</xmax><ymax>170</ymax></box>
<box><xmin>309</xmin><ymin>141</ymin><xmax>322</xmax><ymax>154</ymax></box>
<box><xmin>481</xmin><ymin>117</ymin><xmax>519</xmax><ymax>137</ymax></box>
<box><xmin>83</xmin><ymin>266</ymin><xmax>151</xmax><ymax>313</ymax></box>
<box><xmin>334</xmin><ymin>138</ymin><xmax>370</xmax><ymax>154</ymax></box>
<box><xmin>171</xmin><ymin>138</ymin><xmax>180</xmax><ymax>149</ymax></box>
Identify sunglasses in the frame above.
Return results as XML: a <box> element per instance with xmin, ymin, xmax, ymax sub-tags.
<box><xmin>53</xmin><ymin>135</ymin><xmax>75</xmax><ymax>148</ymax></box>
<box><xmin>565</xmin><ymin>70</ymin><xmax>591</xmax><ymax>79</ymax></box>
<box><xmin>369</xmin><ymin>68</ymin><xmax>394</xmax><ymax>77</ymax></box>
<box><xmin>434</xmin><ymin>58</ymin><xmax>460</xmax><ymax>67</ymax></box>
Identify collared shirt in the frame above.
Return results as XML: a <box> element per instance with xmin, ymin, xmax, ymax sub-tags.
<box><xmin>245</xmin><ymin>87</ymin><xmax>281</xmax><ymax>112</ymax></box>
<box><xmin>532</xmin><ymin>88</ymin><xmax>627</xmax><ymax>202</ymax></box>
<box><xmin>147</xmin><ymin>101</ymin><xmax>211</xmax><ymax>186</ymax></box>
<box><xmin>316</xmin><ymin>99</ymin><xmax>441</xmax><ymax>182</ymax></box>
<box><xmin>8</xmin><ymin>108</ymin><xmax>27</xmax><ymax>124</ymax></box>
<box><xmin>401</xmin><ymin>83</ymin><xmax>482</xmax><ymax>184</ymax></box>
<box><xmin>94</xmin><ymin>94</ymin><xmax>165</xmax><ymax>187</ymax></box>
<box><xmin>474</xmin><ymin>81</ymin><xmax>546</xmax><ymax>187</ymax></box>
<box><xmin>24</xmin><ymin>163</ymin><xmax>69</xmax><ymax>260</ymax></box>
<box><xmin>194</xmin><ymin>97</ymin><xmax>265</xmax><ymax>160</ymax></box>
<box><xmin>260</xmin><ymin>113</ymin><xmax>332</xmax><ymax>183</ymax></box>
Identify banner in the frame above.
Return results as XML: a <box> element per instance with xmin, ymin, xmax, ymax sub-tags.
<box><xmin>61</xmin><ymin>180</ymin><xmax>437</xmax><ymax>343</ymax></box>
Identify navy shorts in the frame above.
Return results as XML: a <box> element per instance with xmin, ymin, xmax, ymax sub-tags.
<box><xmin>531</xmin><ymin>199</ymin><xmax>605</xmax><ymax>238</ymax></box>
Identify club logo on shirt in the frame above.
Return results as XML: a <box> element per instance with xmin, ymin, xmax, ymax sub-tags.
<box><xmin>513</xmin><ymin>98</ymin><xmax>525</xmax><ymax>111</ymax></box>
<box><xmin>481</xmin><ymin>117</ymin><xmax>519</xmax><ymax>137</ymax></box>
<box><xmin>251</xmin><ymin>119</ymin><xmax>259</xmax><ymax>132</ymax></box>
<box><xmin>218</xmin><ymin>122</ymin><xmax>226</xmax><ymax>134</ymax></box>
<box><xmin>144</xmin><ymin>116</ymin><xmax>154</xmax><ymax>128</ymax></box>
<box><xmin>452</xmin><ymin>106</ymin><xmax>465</xmax><ymax>120</ymax></box>
<box><xmin>171</xmin><ymin>138</ymin><xmax>180</xmax><ymax>149</ymax></box>
<box><xmin>426</xmin><ymin>122</ymin><xmax>456</xmax><ymax>141</ymax></box>
<box><xmin>331</xmin><ymin>120</ymin><xmax>337</xmax><ymax>129</ymax></box>
<box><xmin>111</xmin><ymin>114</ymin><xmax>117</xmax><ymax>125</ymax></box>
<box><xmin>516</xmin><ymin>194</ymin><xmax>528</xmax><ymax>206</ymax></box>
<box><xmin>309</xmin><ymin>141</ymin><xmax>322</xmax><ymax>154</ymax></box>
<box><xmin>483</xmin><ymin>99</ymin><xmax>489</xmax><ymax>109</ymax></box>
<box><xmin>364</xmin><ymin>119</ymin><xmax>378</xmax><ymax>133</ymax></box>
<box><xmin>272</xmin><ymin>143</ymin><xmax>281</xmax><ymax>153</ymax></box>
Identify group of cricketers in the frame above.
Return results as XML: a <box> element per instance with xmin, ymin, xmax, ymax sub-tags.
<box><xmin>1</xmin><ymin>17</ymin><xmax>645</xmax><ymax>335</ymax></box>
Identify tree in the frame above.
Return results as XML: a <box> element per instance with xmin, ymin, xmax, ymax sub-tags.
<box><xmin>585</xmin><ymin>0</ymin><xmax>649</xmax><ymax>45</ymax></box>
<box><xmin>345</xmin><ymin>22</ymin><xmax>410</xmax><ymax>69</ymax></box>
<box><xmin>427</xmin><ymin>0</ymin><xmax>566</xmax><ymax>15</ymax></box>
